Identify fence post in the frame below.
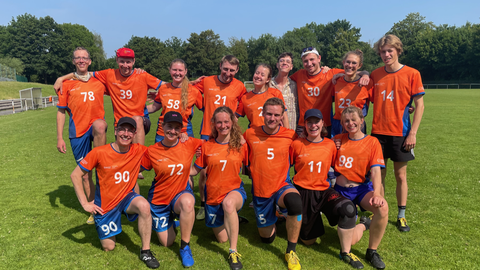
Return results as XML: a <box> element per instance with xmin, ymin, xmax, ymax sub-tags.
<box><xmin>25</xmin><ymin>100</ymin><xmax>28</xmax><ymax>111</ymax></box>
<box><xmin>12</xmin><ymin>100</ymin><xmax>15</xmax><ymax>114</ymax></box>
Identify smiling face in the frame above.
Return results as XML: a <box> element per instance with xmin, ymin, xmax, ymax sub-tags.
<box><xmin>263</xmin><ymin>104</ymin><xmax>283</xmax><ymax>132</ymax></box>
<box><xmin>341</xmin><ymin>111</ymin><xmax>364</xmax><ymax>135</ymax></box>
<box><xmin>116</xmin><ymin>57</ymin><xmax>135</xmax><ymax>76</ymax></box>
<box><xmin>305</xmin><ymin>117</ymin><xmax>323</xmax><ymax>140</ymax></box>
<box><xmin>276</xmin><ymin>55</ymin><xmax>293</xmax><ymax>74</ymax></box>
<box><xmin>163</xmin><ymin>122</ymin><xmax>182</xmax><ymax>142</ymax></box>
<box><xmin>380</xmin><ymin>44</ymin><xmax>399</xmax><ymax>67</ymax></box>
<box><xmin>115</xmin><ymin>124</ymin><xmax>136</xmax><ymax>146</ymax></box>
<box><xmin>219</xmin><ymin>61</ymin><xmax>239</xmax><ymax>83</ymax></box>
<box><xmin>302</xmin><ymin>53</ymin><xmax>321</xmax><ymax>75</ymax></box>
<box><xmin>72</xmin><ymin>49</ymin><xmax>91</xmax><ymax>75</ymax></box>
<box><xmin>169</xmin><ymin>62</ymin><xmax>187</xmax><ymax>85</ymax></box>
<box><xmin>253</xmin><ymin>65</ymin><xmax>271</xmax><ymax>88</ymax></box>
<box><xmin>342</xmin><ymin>54</ymin><xmax>362</xmax><ymax>78</ymax></box>
<box><xmin>214</xmin><ymin>111</ymin><xmax>232</xmax><ymax>138</ymax></box>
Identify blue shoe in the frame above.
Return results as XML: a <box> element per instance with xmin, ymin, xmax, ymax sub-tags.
<box><xmin>180</xmin><ymin>245</ymin><xmax>194</xmax><ymax>267</ymax></box>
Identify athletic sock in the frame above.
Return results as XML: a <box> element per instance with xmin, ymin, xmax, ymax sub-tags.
<box><xmin>141</xmin><ymin>249</ymin><xmax>150</xmax><ymax>254</ymax></box>
<box><xmin>286</xmin><ymin>241</ymin><xmax>297</xmax><ymax>253</ymax></box>
<box><xmin>398</xmin><ymin>206</ymin><xmax>406</xmax><ymax>219</ymax></box>
<box><xmin>201</xmin><ymin>201</ymin><xmax>205</xmax><ymax>207</ymax></box>
<box><xmin>229</xmin><ymin>249</ymin><xmax>237</xmax><ymax>254</ymax></box>
<box><xmin>366</xmin><ymin>248</ymin><xmax>376</xmax><ymax>255</ymax></box>
<box><xmin>181</xmin><ymin>240</ymin><xmax>189</xmax><ymax>249</ymax></box>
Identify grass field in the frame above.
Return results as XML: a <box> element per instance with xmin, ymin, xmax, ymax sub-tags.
<box><xmin>1</xmin><ymin>87</ymin><xmax>479</xmax><ymax>269</ymax></box>
<box><xmin>0</xmin><ymin>81</ymin><xmax>56</xmax><ymax>100</ymax></box>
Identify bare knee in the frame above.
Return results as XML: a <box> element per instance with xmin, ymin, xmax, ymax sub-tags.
<box><xmin>300</xmin><ymin>238</ymin><xmax>316</xmax><ymax>246</ymax></box>
<box><xmin>222</xmin><ymin>199</ymin><xmax>237</xmax><ymax>214</ymax></box>
<box><xmin>102</xmin><ymin>242</ymin><xmax>115</xmax><ymax>251</ymax></box>
<box><xmin>373</xmin><ymin>201</ymin><xmax>389</xmax><ymax>218</ymax></box>
<box><xmin>93</xmin><ymin>120</ymin><xmax>107</xmax><ymax>134</ymax></box>
<box><xmin>179</xmin><ymin>197</ymin><xmax>195</xmax><ymax>213</ymax></box>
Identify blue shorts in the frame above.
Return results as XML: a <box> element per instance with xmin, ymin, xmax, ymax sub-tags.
<box><xmin>70</xmin><ymin>126</ymin><xmax>94</xmax><ymax>164</ymax></box>
<box><xmin>205</xmin><ymin>187</ymin><xmax>247</xmax><ymax>228</ymax></box>
<box><xmin>331</xmin><ymin>119</ymin><xmax>343</xmax><ymax>138</ymax></box>
<box><xmin>334</xmin><ymin>181</ymin><xmax>373</xmax><ymax>211</ymax></box>
<box><xmin>94</xmin><ymin>192</ymin><xmax>140</xmax><ymax>240</ymax></box>
<box><xmin>252</xmin><ymin>184</ymin><xmax>296</xmax><ymax>228</ymax></box>
<box><xmin>200</xmin><ymin>134</ymin><xmax>210</xmax><ymax>141</ymax></box>
<box><xmin>155</xmin><ymin>131</ymin><xmax>194</xmax><ymax>143</ymax></box>
<box><xmin>150</xmin><ymin>184</ymin><xmax>194</xmax><ymax>232</ymax></box>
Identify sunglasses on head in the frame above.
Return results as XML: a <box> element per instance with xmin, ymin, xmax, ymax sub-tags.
<box><xmin>302</xmin><ymin>46</ymin><xmax>315</xmax><ymax>53</ymax></box>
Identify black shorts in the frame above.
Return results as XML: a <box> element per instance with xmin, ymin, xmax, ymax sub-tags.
<box><xmin>296</xmin><ymin>185</ymin><xmax>352</xmax><ymax>241</ymax></box>
<box><xmin>371</xmin><ymin>134</ymin><xmax>415</xmax><ymax>162</ymax></box>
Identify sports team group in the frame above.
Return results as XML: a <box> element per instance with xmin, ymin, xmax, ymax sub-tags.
<box><xmin>55</xmin><ymin>34</ymin><xmax>425</xmax><ymax>270</ymax></box>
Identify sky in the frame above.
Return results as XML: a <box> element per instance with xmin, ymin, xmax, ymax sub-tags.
<box><xmin>1</xmin><ymin>0</ymin><xmax>479</xmax><ymax>58</ymax></box>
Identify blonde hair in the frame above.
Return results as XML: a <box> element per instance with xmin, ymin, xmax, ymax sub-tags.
<box><xmin>170</xmin><ymin>59</ymin><xmax>190</xmax><ymax>110</ymax></box>
<box><xmin>341</xmin><ymin>106</ymin><xmax>364</xmax><ymax>124</ymax></box>
<box><xmin>220</xmin><ymin>55</ymin><xmax>240</xmax><ymax>66</ymax></box>
<box><xmin>374</xmin><ymin>34</ymin><xmax>403</xmax><ymax>55</ymax></box>
<box><xmin>210</xmin><ymin>106</ymin><xmax>243</xmax><ymax>154</ymax></box>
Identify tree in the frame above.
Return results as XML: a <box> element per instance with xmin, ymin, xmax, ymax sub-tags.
<box><xmin>184</xmin><ymin>30</ymin><xmax>226</xmax><ymax>78</ymax></box>
<box><xmin>280</xmin><ymin>23</ymin><xmax>319</xmax><ymax>72</ymax></box>
<box><xmin>246</xmin><ymin>34</ymin><xmax>280</xmax><ymax>76</ymax></box>
<box><xmin>0</xmin><ymin>55</ymin><xmax>25</xmax><ymax>75</ymax></box>
<box><xmin>387</xmin><ymin>12</ymin><xmax>435</xmax><ymax>63</ymax></box>
<box><xmin>60</xmin><ymin>23</ymin><xmax>105</xmax><ymax>72</ymax></box>
<box><xmin>326</xmin><ymin>28</ymin><xmax>361</xmax><ymax>68</ymax></box>
<box><xmin>227</xmin><ymin>37</ymin><xmax>249</xmax><ymax>81</ymax></box>
<box><xmin>2</xmin><ymin>14</ymin><xmax>69</xmax><ymax>83</ymax></box>
<box><xmin>165</xmin><ymin>36</ymin><xmax>186</xmax><ymax>59</ymax></box>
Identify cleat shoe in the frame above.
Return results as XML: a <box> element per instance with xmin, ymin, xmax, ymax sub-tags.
<box><xmin>359</xmin><ymin>215</ymin><xmax>371</xmax><ymax>230</ymax></box>
<box><xmin>179</xmin><ymin>245</ymin><xmax>194</xmax><ymax>267</ymax></box>
<box><xmin>396</xmin><ymin>217</ymin><xmax>410</xmax><ymax>232</ymax></box>
<box><xmin>339</xmin><ymin>252</ymin><xmax>364</xmax><ymax>269</ymax></box>
<box><xmin>228</xmin><ymin>251</ymin><xmax>243</xmax><ymax>270</ymax></box>
<box><xmin>196</xmin><ymin>206</ymin><xmax>205</xmax><ymax>220</ymax></box>
<box><xmin>365</xmin><ymin>250</ymin><xmax>385</xmax><ymax>269</ymax></box>
<box><xmin>139</xmin><ymin>250</ymin><xmax>160</xmax><ymax>269</ymax></box>
<box><xmin>285</xmin><ymin>250</ymin><xmax>301</xmax><ymax>270</ymax></box>
<box><xmin>86</xmin><ymin>214</ymin><xmax>95</xmax><ymax>225</ymax></box>
<box><xmin>249</xmin><ymin>201</ymin><xmax>254</xmax><ymax>208</ymax></box>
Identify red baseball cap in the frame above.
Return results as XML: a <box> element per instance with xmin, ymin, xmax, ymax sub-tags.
<box><xmin>116</xmin><ymin>48</ymin><xmax>135</xmax><ymax>58</ymax></box>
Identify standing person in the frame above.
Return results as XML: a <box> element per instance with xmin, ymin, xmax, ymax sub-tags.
<box><xmin>70</xmin><ymin>117</ymin><xmax>159</xmax><ymax>269</ymax></box>
<box><xmin>194</xmin><ymin>55</ymin><xmax>247</xmax><ymax>220</ymax></box>
<box><xmin>291</xmin><ymin>47</ymin><xmax>369</xmax><ymax>137</ymax></box>
<box><xmin>236</xmin><ymin>63</ymin><xmax>289</xmax><ymax>128</ymax></box>
<box><xmin>370</xmin><ymin>35</ymin><xmax>425</xmax><ymax>232</ymax></box>
<box><xmin>290</xmin><ymin>109</ymin><xmax>370</xmax><ymax>269</ymax></box>
<box><xmin>55</xmin><ymin>47</ymin><xmax>164</xmax><ymax>182</ymax></box>
<box><xmin>330</xmin><ymin>49</ymin><xmax>371</xmax><ymax>137</ymax></box>
<box><xmin>141</xmin><ymin>111</ymin><xmax>203</xmax><ymax>268</ymax></box>
<box><xmin>191</xmin><ymin>106</ymin><xmax>248</xmax><ymax>270</ymax></box>
<box><xmin>244</xmin><ymin>97</ymin><xmax>303</xmax><ymax>270</ymax></box>
<box><xmin>269</xmin><ymin>52</ymin><xmax>298</xmax><ymax>131</ymax></box>
<box><xmin>333</xmin><ymin>107</ymin><xmax>389</xmax><ymax>269</ymax></box>
<box><xmin>56</xmin><ymin>47</ymin><xmax>108</xmax><ymax>225</ymax></box>
<box><xmin>147</xmin><ymin>59</ymin><xmax>203</xmax><ymax>143</ymax></box>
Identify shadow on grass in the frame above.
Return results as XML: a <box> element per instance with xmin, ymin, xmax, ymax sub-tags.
<box><xmin>62</xmin><ymin>223</ymin><xmax>103</xmax><ymax>250</ymax></box>
<box><xmin>46</xmin><ymin>185</ymin><xmax>85</xmax><ymax>213</ymax></box>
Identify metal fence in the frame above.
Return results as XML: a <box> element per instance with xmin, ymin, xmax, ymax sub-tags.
<box><xmin>424</xmin><ymin>83</ymin><xmax>480</xmax><ymax>89</ymax></box>
<box><xmin>0</xmin><ymin>63</ymin><xmax>17</xmax><ymax>81</ymax></box>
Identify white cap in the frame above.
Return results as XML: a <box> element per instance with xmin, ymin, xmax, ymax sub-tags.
<box><xmin>301</xmin><ymin>47</ymin><xmax>320</xmax><ymax>58</ymax></box>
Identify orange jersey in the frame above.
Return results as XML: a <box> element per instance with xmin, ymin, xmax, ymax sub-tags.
<box><xmin>79</xmin><ymin>143</ymin><xmax>147</xmax><ymax>213</ymax></box>
<box><xmin>153</xmin><ymin>83</ymin><xmax>203</xmax><ymax>136</ymax></box>
<box><xmin>290</xmin><ymin>68</ymin><xmax>344</xmax><ymax>127</ymax></box>
<box><xmin>290</xmin><ymin>138</ymin><xmax>337</xmax><ymax>191</ymax></box>
<box><xmin>194</xmin><ymin>140</ymin><xmax>247</xmax><ymax>205</ymax></box>
<box><xmin>141</xmin><ymin>138</ymin><xmax>202</xmax><ymax>205</ymax></box>
<box><xmin>93</xmin><ymin>69</ymin><xmax>162</xmax><ymax>125</ymax></box>
<box><xmin>333</xmin><ymin>133</ymin><xmax>385</xmax><ymax>184</ymax></box>
<box><xmin>236</xmin><ymin>88</ymin><xmax>286</xmax><ymax>128</ymax></box>
<box><xmin>57</xmin><ymin>78</ymin><xmax>106</xmax><ymax>138</ymax></box>
<box><xmin>244</xmin><ymin>126</ymin><xmax>296</xmax><ymax>198</ymax></box>
<box><xmin>332</xmin><ymin>77</ymin><xmax>371</xmax><ymax>120</ymax></box>
<box><xmin>195</xmin><ymin>76</ymin><xmax>246</xmax><ymax>136</ymax></box>
<box><xmin>370</xmin><ymin>65</ymin><xmax>425</xmax><ymax>136</ymax></box>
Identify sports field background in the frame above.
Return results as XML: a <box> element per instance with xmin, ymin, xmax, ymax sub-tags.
<box><xmin>0</xmin><ymin>87</ymin><xmax>479</xmax><ymax>269</ymax></box>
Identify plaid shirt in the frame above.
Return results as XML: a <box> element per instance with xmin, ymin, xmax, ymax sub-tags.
<box><xmin>270</xmin><ymin>75</ymin><xmax>298</xmax><ymax>130</ymax></box>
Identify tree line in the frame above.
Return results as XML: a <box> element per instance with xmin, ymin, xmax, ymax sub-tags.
<box><xmin>0</xmin><ymin>12</ymin><xmax>478</xmax><ymax>84</ymax></box>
